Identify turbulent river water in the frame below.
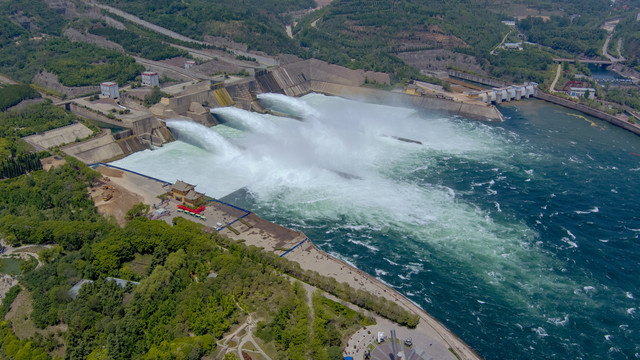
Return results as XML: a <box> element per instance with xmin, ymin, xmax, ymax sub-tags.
<box><xmin>112</xmin><ymin>93</ymin><xmax>640</xmax><ymax>359</ymax></box>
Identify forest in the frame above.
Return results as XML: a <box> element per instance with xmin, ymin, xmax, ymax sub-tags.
<box><xmin>88</xmin><ymin>24</ymin><xmax>188</xmax><ymax>61</ymax></box>
<box><xmin>0</xmin><ymin>102</ymin><xmax>77</xmax><ymax>160</ymax></box>
<box><xmin>100</xmin><ymin>0</ymin><xmax>315</xmax><ymax>55</ymax></box>
<box><xmin>0</xmin><ymin>0</ymin><xmax>143</xmax><ymax>86</ymax></box>
<box><xmin>517</xmin><ymin>16</ymin><xmax>606</xmax><ymax>57</ymax></box>
<box><xmin>0</xmin><ymin>84</ymin><xmax>41</xmax><ymax>112</ymax></box>
<box><xmin>0</xmin><ymin>156</ymin><xmax>417</xmax><ymax>359</ymax></box>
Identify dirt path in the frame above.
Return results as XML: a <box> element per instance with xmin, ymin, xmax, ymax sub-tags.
<box><xmin>0</xmin><ymin>74</ymin><xmax>17</xmax><ymax>85</ymax></box>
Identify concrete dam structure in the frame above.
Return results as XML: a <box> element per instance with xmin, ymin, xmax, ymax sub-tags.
<box><xmin>476</xmin><ymin>84</ymin><xmax>537</xmax><ymax>104</ymax></box>
<box><xmin>151</xmin><ymin>58</ymin><xmax>503</xmax><ymax>124</ymax></box>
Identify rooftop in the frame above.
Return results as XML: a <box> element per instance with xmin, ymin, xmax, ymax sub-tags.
<box><xmin>172</xmin><ymin>180</ymin><xmax>195</xmax><ymax>192</ymax></box>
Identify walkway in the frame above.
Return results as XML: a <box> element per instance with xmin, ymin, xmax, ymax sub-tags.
<box><xmin>216</xmin><ymin>303</ymin><xmax>272</xmax><ymax>360</ymax></box>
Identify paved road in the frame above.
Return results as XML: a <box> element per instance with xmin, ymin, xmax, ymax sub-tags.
<box><xmin>603</xmin><ymin>34</ymin><xmax>618</xmax><ymax>62</ymax></box>
<box><xmin>132</xmin><ymin>56</ymin><xmax>210</xmax><ymax>81</ymax></box>
<box><xmin>87</xmin><ymin>1</ymin><xmax>278</xmax><ymax>67</ymax></box>
<box><xmin>490</xmin><ymin>30</ymin><xmax>514</xmax><ymax>55</ymax></box>
<box><xmin>550</xmin><ymin>63</ymin><xmax>561</xmax><ymax>93</ymax></box>
<box><xmin>617</xmin><ymin>37</ymin><xmax>626</xmax><ymax>62</ymax></box>
<box><xmin>603</xmin><ymin>32</ymin><xmax>625</xmax><ymax>63</ymax></box>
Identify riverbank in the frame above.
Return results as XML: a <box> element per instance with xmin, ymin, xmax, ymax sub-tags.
<box><xmin>533</xmin><ymin>90</ymin><xmax>640</xmax><ymax>136</ymax></box>
<box><xmin>92</xmin><ymin>163</ymin><xmax>482</xmax><ymax>360</ymax></box>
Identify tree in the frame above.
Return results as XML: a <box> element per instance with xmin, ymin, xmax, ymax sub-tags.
<box><xmin>125</xmin><ymin>203</ymin><xmax>150</xmax><ymax>221</ymax></box>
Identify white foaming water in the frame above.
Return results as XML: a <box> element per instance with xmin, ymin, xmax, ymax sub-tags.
<box><xmin>257</xmin><ymin>92</ymin><xmax>320</xmax><ymax>118</ymax></box>
<box><xmin>113</xmin><ymin>93</ymin><xmax>578</xmax><ymax>318</ymax></box>
<box><xmin>165</xmin><ymin>120</ymin><xmax>240</xmax><ymax>158</ymax></box>
<box><xmin>211</xmin><ymin>107</ymin><xmax>277</xmax><ymax>134</ymax></box>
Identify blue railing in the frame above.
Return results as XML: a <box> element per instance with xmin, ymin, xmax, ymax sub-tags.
<box><xmin>280</xmin><ymin>238</ymin><xmax>308</xmax><ymax>257</ymax></box>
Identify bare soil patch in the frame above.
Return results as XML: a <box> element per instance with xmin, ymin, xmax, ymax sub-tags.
<box><xmin>88</xmin><ymin>172</ymin><xmax>143</xmax><ymax>226</ymax></box>
<box><xmin>4</xmin><ymin>289</ymin><xmax>67</xmax><ymax>358</ymax></box>
<box><xmin>41</xmin><ymin>155</ymin><xmax>66</xmax><ymax>171</ymax></box>
<box><xmin>396</xmin><ymin>49</ymin><xmax>487</xmax><ymax>76</ymax></box>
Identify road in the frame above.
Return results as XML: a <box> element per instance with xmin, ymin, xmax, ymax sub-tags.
<box><xmin>617</xmin><ymin>37</ymin><xmax>626</xmax><ymax>62</ymax></box>
<box><xmin>87</xmin><ymin>1</ymin><xmax>278</xmax><ymax>67</ymax></box>
<box><xmin>603</xmin><ymin>34</ymin><xmax>618</xmax><ymax>62</ymax></box>
<box><xmin>0</xmin><ymin>74</ymin><xmax>17</xmax><ymax>85</ymax></box>
<box><xmin>169</xmin><ymin>43</ymin><xmax>257</xmax><ymax>69</ymax></box>
<box><xmin>490</xmin><ymin>30</ymin><xmax>514</xmax><ymax>55</ymax></box>
<box><xmin>132</xmin><ymin>56</ymin><xmax>209</xmax><ymax>81</ymax></box>
<box><xmin>550</xmin><ymin>63</ymin><xmax>561</xmax><ymax>93</ymax></box>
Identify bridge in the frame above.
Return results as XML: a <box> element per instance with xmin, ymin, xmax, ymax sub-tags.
<box><xmin>553</xmin><ymin>58</ymin><xmax>613</xmax><ymax>66</ymax></box>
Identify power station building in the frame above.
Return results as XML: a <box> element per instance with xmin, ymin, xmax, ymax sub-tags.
<box><xmin>100</xmin><ymin>82</ymin><xmax>119</xmax><ymax>98</ymax></box>
<box><xmin>141</xmin><ymin>71</ymin><xmax>159</xmax><ymax>87</ymax></box>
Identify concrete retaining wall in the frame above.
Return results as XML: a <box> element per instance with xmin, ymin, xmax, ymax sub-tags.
<box><xmin>33</xmin><ymin>71</ymin><xmax>99</xmax><ymax>98</ymax></box>
<box><xmin>309</xmin><ymin>81</ymin><xmax>503</xmax><ymax>121</ymax></box>
<box><xmin>533</xmin><ymin>91</ymin><xmax>640</xmax><ymax>136</ymax></box>
<box><xmin>22</xmin><ymin>122</ymin><xmax>94</xmax><ymax>151</ymax></box>
<box><xmin>448</xmin><ymin>70</ymin><xmax>508</xmax><ymax>88</ymax></box>
<box><xmin>69</xmin><ymin>103</ymin><xmax>132</xmax><ymax>129</ymax></box>
<box><xmin>62</xmin><ymin>134</ymin><xmax>124</xmax><ymax>164</ymax></box>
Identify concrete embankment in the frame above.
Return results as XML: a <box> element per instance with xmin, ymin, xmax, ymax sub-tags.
<box><xmin>533</xmin><ymin>90</ymin><xmax>640</xmax><ymax>136</ymax></box>
<box><xmin>309</xmin><ymin>81</ymin><xmax>503</xmax><ymax>122</ymax></box>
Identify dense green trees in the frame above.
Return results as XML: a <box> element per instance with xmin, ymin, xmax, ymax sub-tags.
<box><xmin>0</xmin><ymin>322</ymin><xmax>51</xmax><ymax>360</ymax></box>
<box><xmin>0</xmin><ymin>84</ymin><xmax>41</xmax><ymax>111</ymax></box>
<box><xmin>294</xmin><ymin>0</ymin><xmax>506</xmax><ymax>82</ymax></box>
<box><xmin>89</xmin><ymin>25</ymin><xmax>188</xmax><ymax>61</ymax></box>
<box><xmin>101</xmin><ymin>0</ymin><xmax>315</xmax><ymax>54</ymax></box>
<box><xmin>0</xmin><ymin>151</ymin><xmax>418</xmax><ymax>359</ymax></box>
<box><xmin>0</xmin><ymin>152</ymin><xmax>48</xmax><ymax>179</ymax></box>
<box><xmin>518</xmin><ymin>16</ymin><xmax>606</xmax><ymax>57</ymax></box>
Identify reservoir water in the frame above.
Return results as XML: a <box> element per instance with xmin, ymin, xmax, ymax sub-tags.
<box><xmin>112</xmin><ymin>94</ymin><xmax>640</xmax><ymax>359</ymax></box>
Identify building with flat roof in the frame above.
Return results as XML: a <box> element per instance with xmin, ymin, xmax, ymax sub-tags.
<box><xmin>185</xmin><ymin>60</ymin><xmax>196</xmax><ymax>69</ymax></box>
<box><xmin>141</xmin><ymin>71</ymin><xmax>159</xmax><ymax>87</ymax></box>
<box><xmin>100</xmin><ymin>82</ymin><xmax>119</xmax><ymax>98</ymax></box>
<box><xmin>570</xmin><ymin>87</ymin><xmax>596</xmax><ymax>99</ymax></box>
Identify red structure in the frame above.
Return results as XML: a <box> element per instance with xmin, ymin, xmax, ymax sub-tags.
<box><xmin>177</xmin><ymin>205</ymin><xmax>205</xmax><ymax>214</ymax></box>
<box><xmin>562</xmin><ymin>81</ymin><xmax>585</xmax><ymax>91</ymax></box>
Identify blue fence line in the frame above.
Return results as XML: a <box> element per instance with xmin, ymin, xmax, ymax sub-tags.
<box><xmin>209</xmin><ymin>198</ymin><xmax>251</xmax><ymax>214</ymax></box>
<box><xmin>216</xmin><ymin>212</ymin><xmax>251</xmax><ymax>232</ymax></box>
<box><xmin>88</xmin><ymin>162</ymin><xmax>170</xmax><ymax>185</ymax></box>
<box><xmin>280</xmin><ymin>238</ymin><xmax>308</xmax><ymax>258</ymax></box>
<box><xmin>88</xmin><ymin>162</ymin><xmax>256</xmax><ymax>232</ymax></box>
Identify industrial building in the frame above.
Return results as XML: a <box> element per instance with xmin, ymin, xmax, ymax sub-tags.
<box><xmin>100</xmin><ymin>82</ymin><xmax>119</xmax><ymax>98</ymax></box>
<box><xmin>569</xmin><ymin>87</ymin><xmax>596</xmax><ymax>99</ymax></box>
<box><xmin>141</xmin><ymin>71</ymin><xmax>159</xmax><ymax>87</ymax></box>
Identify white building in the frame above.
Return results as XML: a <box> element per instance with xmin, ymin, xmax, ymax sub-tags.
<box><xmin>570</xmin><ymin>87</ymin><xmax>596</xmax><ymax>99</ymax></box>
<box><xmin>503</xmin><ymin>42</ymin><xmax>523</xmax><ymax>50</ymax></box>
<box><xmin>185</xmin><ymin>60</ymin><xmax>196</xmax><ymax>69</ymax></box>
<box><xmin>141</xmin><ymin>71</ymin><xmax>159</xmax><ymax>87</ymax></box>
<box><xmin>502</xmin><ymin>20</ymin><xmax>516</xmax><ymax>27</ymax></box>
<box><xmin>100</xmin><ymin>82</ymin><xmax>119</xmax><ymax>98</ymax></box>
